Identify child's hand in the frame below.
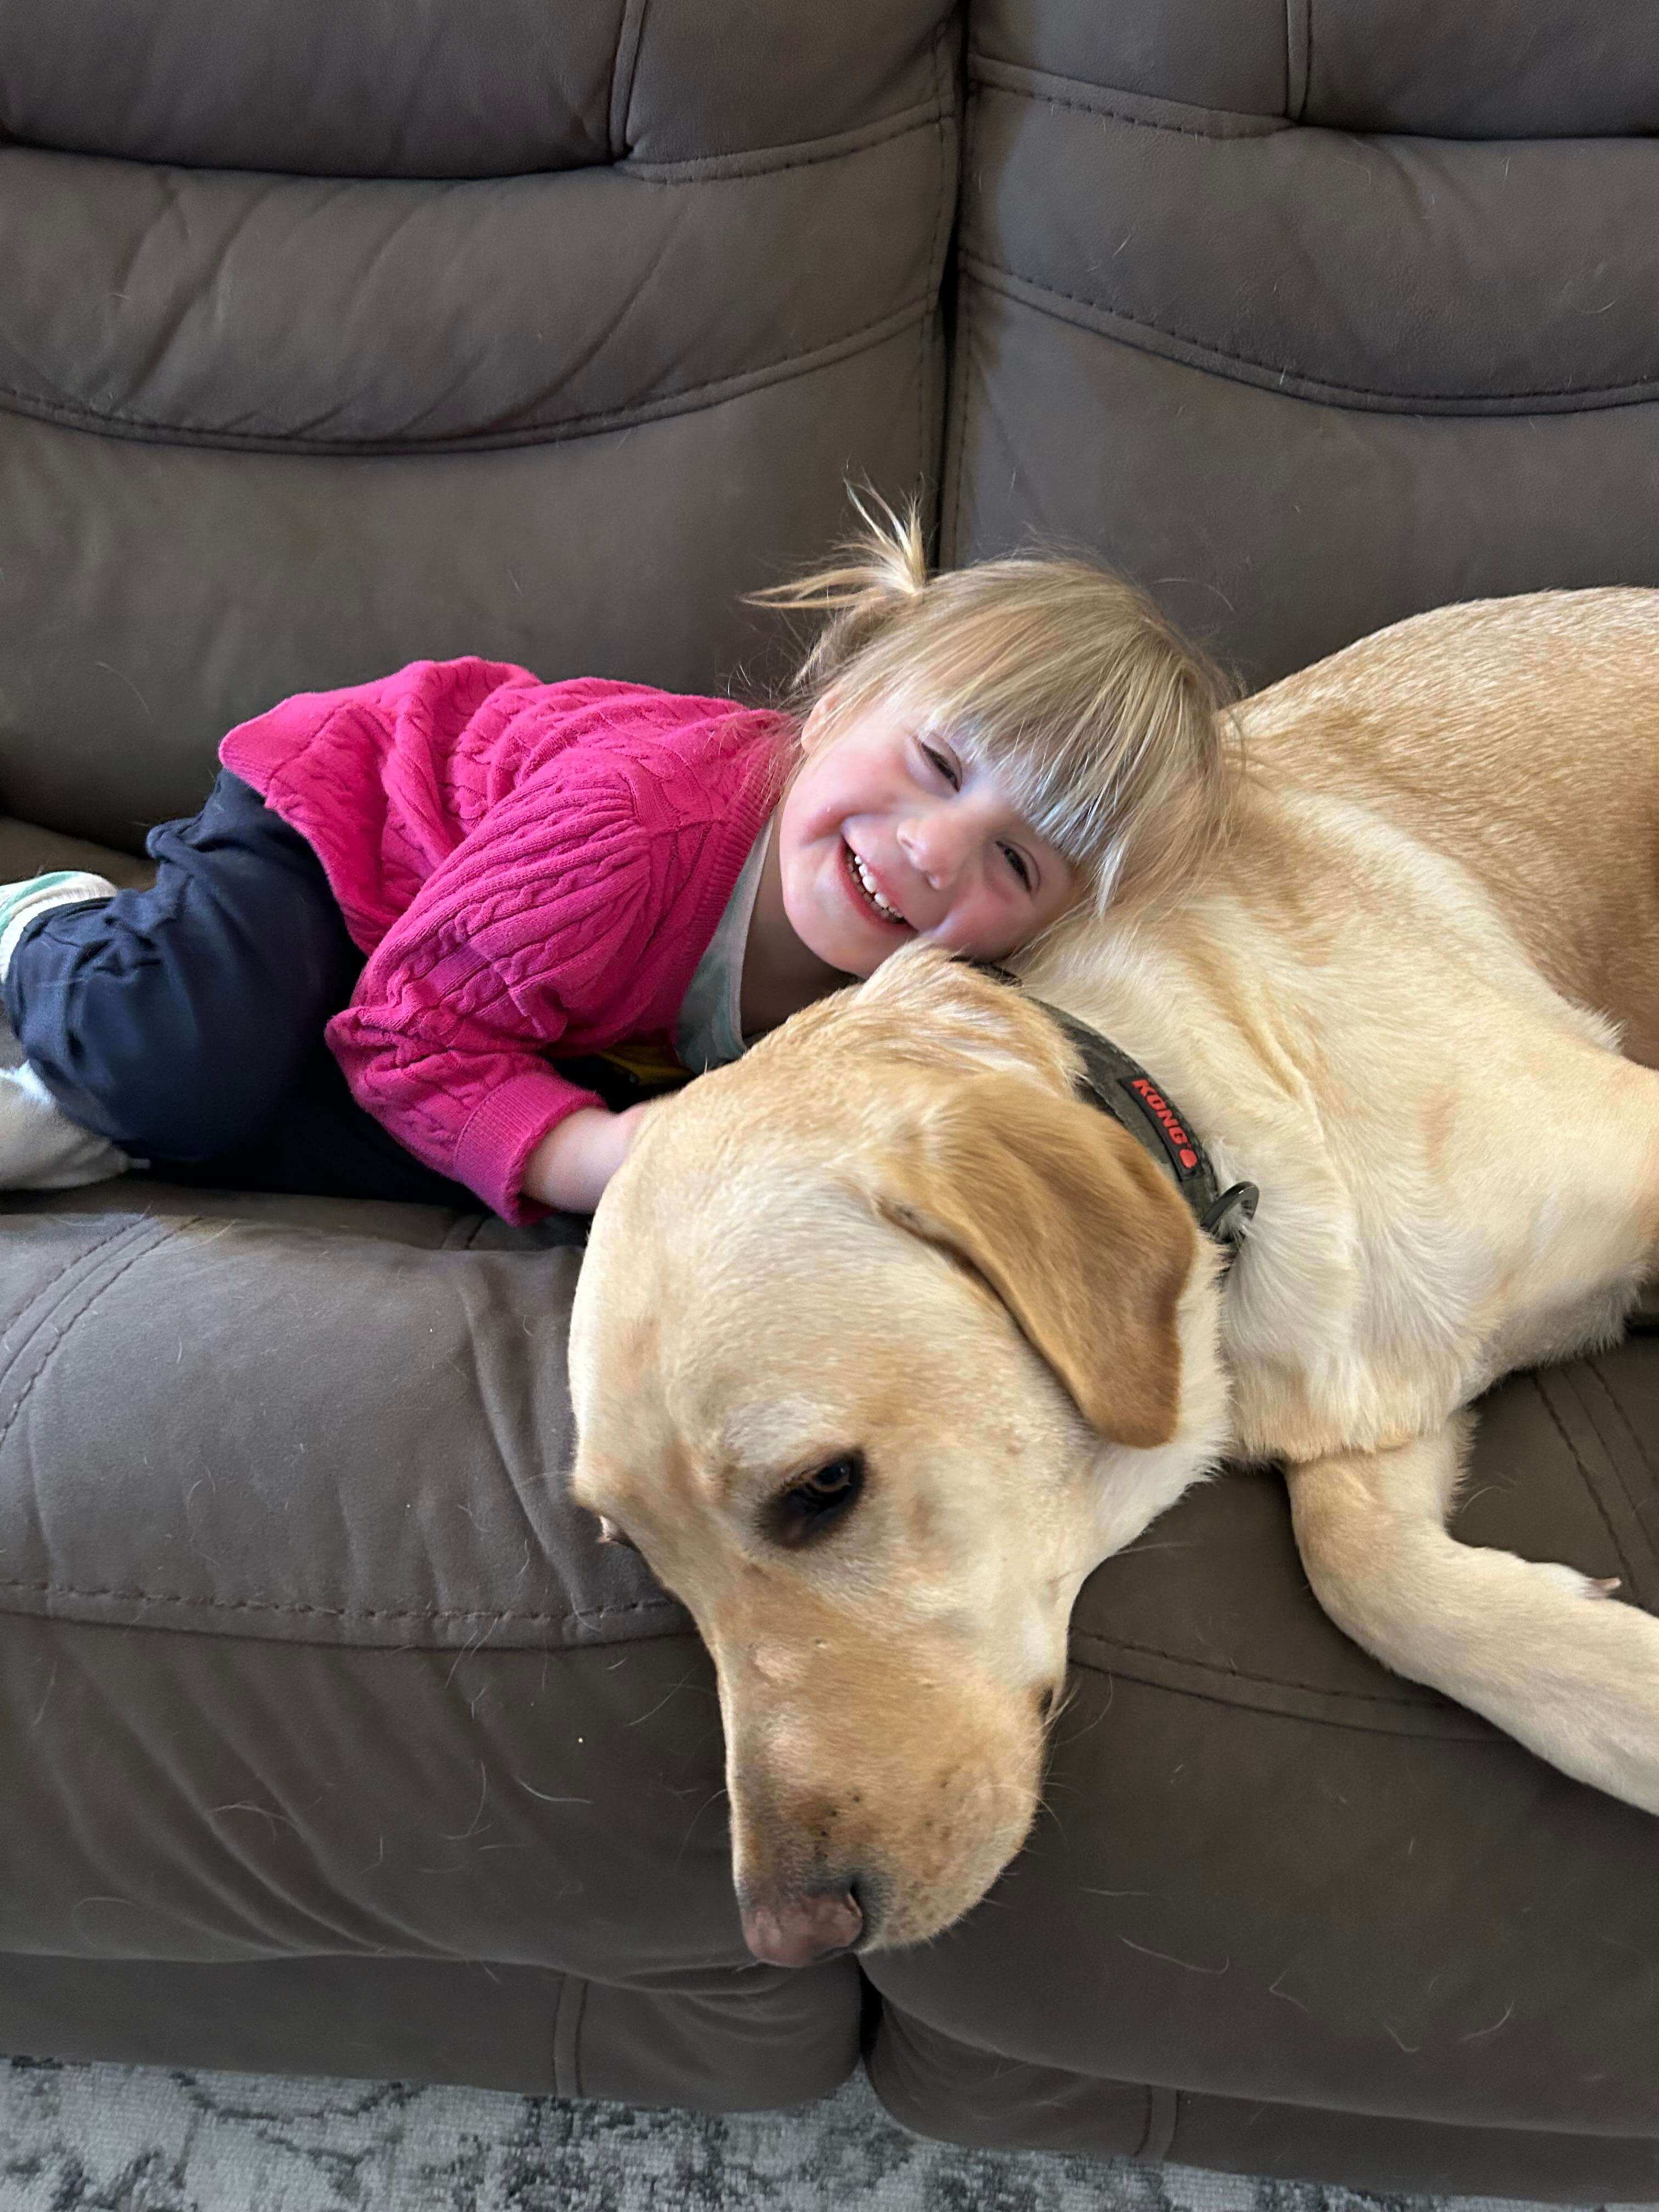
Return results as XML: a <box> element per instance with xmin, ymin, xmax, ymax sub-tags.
<box><xmin>522</xmin><ymin>1103</ymin><xmax>654</xmax><ymax>1215</ymax></box>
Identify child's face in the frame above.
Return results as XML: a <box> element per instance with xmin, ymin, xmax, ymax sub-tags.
<box><xmin>778</xmin><ymin>702</ymin><xmax>1077</xmax><ymax>976</ymax></box>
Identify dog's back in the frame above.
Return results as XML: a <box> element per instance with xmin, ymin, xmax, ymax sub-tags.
<box><xmin>1238</xmin><ymin>590</ymin><xmax>1659</xmax><ymax>1063</ymax></box>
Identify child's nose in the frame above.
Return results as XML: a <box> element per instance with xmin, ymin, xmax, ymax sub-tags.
<box><xmin>897</xmin><ymin>809</ymin><xmax>973</xmax><ymax>888</ymax></box>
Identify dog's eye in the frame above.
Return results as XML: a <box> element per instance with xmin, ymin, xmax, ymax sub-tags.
<box><xmin>595</xmin><ymin>1514</ymin><xmax>640</xmax><ymax>1553</ymax></box>
<box><xmin>769</xmin><ymin>1452</ymin><xmax>866</xmax><ymax>1548</ymax></box>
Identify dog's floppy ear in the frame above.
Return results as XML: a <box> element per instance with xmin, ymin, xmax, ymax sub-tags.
<box><xmin>868</xmin><ymin>1073</ymin><xmax>1198</xmax><ymax>1449</ymax></box>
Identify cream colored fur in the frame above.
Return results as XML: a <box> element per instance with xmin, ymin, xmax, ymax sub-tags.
<box><xmin>568</xmin><ymin>589</ymin><xmax>1659</xmax><ymax>1959</ymax></box>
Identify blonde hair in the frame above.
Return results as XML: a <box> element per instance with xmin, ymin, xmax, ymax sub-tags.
<box><xmin>754</xmin><ymin>494</ymin><xmax>1239</xmax><ymax>915</ymax></box>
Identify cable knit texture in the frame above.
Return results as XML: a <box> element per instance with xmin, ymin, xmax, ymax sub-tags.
<box><xmin>221</xmin><ymin>661</ymin><xmax>789</xmax><ymax>1220</ymax></box>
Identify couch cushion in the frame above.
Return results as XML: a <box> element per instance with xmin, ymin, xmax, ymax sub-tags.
<box><xmin>0</xmin><ymin>1175</ymin><xmax>862</xmax><ymax>2102</ymax></box>
<box><xmin>0</xmin><ymin>0</ymin><xmax>957</xmax><ymax>851</ymax></box>
<box><xmin>0</xmin><ymin>1200</ymin><xmax>639</xmax><ymax>1653</ymax></box>
<box><xmin>1294</xmin><ymin>0</ymin><xmax>1659</xmax><ymax>137</ymax></box>
<box><xmin>971</xmin><ymin>0</ymin><xmax>1659</xmax><ymax>133</ymax></box>
<box><xmin>972</xmin><ymin>0</ymin><xmax>1291</xmax><ymax>116</ymax></box>
<box><xmin>947</xmin><ymin>0</ymin><xmax>1659</xmax><ymax>689</ymax></box>
<box><xmin>0</xmin><ymin>0</ymin><xmax>630</xmax><ymax>174</ymax></box>
<box><xmin>0</xmin><ymin>1952</ymin><xmax>860</xmax><ymax>2109</ymax></box>
<box><xmin>1</xmin><ymin>0</ymin><xmax>948</xmax><ymax>177</ymax></box>
<box><xmin>2</xmin><ymin>139</ymin><xmax>945</xmax><ymax>455</ymax></box>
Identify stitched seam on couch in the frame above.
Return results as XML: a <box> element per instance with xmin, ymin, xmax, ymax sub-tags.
<box><xmin>0</xmin><ymin>1220</ymin><xmax>170</xmax><ymax>1461</ymax></box>
<box><xmin>607</xmin><ymin>0</ymin><xmax>651</xmax><ymax>161</ymax></box>
<box><xmin>619</xmin><ymin>92</ymin><xmax>952</xmax><ymax>181</ymax></box>
<box><xmin>1580</xmin><ymin>1355</ymin><xmax>1658</xmax><ymax>1505</ymax></box>
<box><xmin>970</xmin><ymin>56</ymin><xmax>1291</xmax><ymax>140</ymax></box>
<box><xmin>1286</xmin><ymin>0</ymin><xmax>1312</xmax><ymax>122</ymax></box>
<box><xmin>940</xmin><ymin>158</ymin><xmax>973</xmax><ymax>568</ymax></box>
<box><xmin>1531</xmin><ymin>1371</ymin><xmax>1635</xmax><ymax>1589</ymax></box>
<box><xmin>1528</xmin><ymin>1367</ymin><xmax>1647</xmax><ymax>1604</ymax></box>
<box><xmin>2</xmin><ymin>87</ymin><xmax>952</xmax><ymax>188</ymax></box>
<box><xmin>0</xmin><ymin>1575</ymin><xmax>684</xmax><ymax>1630</ymax></box>
<box><xmin>0</xmin><ymin>1221</ymin><xmax>133</xmax><ymax>1378</ymax></box>
<box><xmin>0</xmin><ymin>296</ymin><xmax>935</xmax><ymax>458</ymax></box>
<box><xmin>918</xmin><ymin>22</ymin><xmax>958</xmax><ymax>528</ymax></box>
<box><xmin>1070</xmin><ymin>1632</ymin><xmax>1426</xmax><ymax>1705</ymax></box>
<box><xmin>1066</xmin><ymin>1638</ymin><xmax>1493</xmax><ymax>1736</ymax></box>
<box><xmin>1559</xmin><ymin>1367</ymin><xmax>1649</xmax><ymax>1557</ymax></box>
<box><xmin>1065</xmin><ymin>1663</ymin><xmax>1495</xmax><ymax>1740</ymax></box>
<box><xmin>959</xmin><ymin>257</ymin><xmax>1659</xmax><ymax>416</ymax></box>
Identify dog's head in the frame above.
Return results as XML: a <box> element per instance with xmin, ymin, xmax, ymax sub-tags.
<box><xmin>568</xmin><ymin>946</ymin><xmax>1226</xmax><ymax>1961</ymax></box>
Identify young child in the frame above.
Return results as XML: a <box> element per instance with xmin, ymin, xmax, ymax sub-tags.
<box><xmin>0</xmin><ymin>504</ymin><xmax>1234</xmax><ymax>1220</ymax></box>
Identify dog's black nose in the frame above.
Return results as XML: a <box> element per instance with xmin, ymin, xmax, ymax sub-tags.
<box><xmin>740</xmin><ymin>1886</ymin><xmax>863</xmax><ymax>1967</ymax></box>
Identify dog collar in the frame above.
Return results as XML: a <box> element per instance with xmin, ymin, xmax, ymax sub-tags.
<box><xmin>975</xmin><ymin>966</ymin><xmax>1258</xmax><ymax>1267</ymax></box>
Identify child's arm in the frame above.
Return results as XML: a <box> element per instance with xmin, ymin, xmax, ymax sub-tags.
<box><xmin>521</xmin><ymin>1102</ymin><xmax>654</xmax><ymax>1214</ymax></box>
<box><xmin>326</xmin><ymin>759</ymin><xmax>663</xmax><ymax>1220</ymax></box>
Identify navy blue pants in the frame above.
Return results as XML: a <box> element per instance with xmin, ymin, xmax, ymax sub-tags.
<box><xmin>2</xmin><ymin>771</ymin><xmax>478</xmax><ymax>1207</ymax></box>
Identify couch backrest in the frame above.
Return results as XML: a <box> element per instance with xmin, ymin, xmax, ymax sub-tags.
<box><xmin>946</xmin><ymin>0</ymin><xmax>1659</xmax><ymax>690</ymax></box>
<box><xmin>0</xmin><ymin>0</ymin><xmax>957</xmax><ymax>851</ymax></box>
<box><xmin>9</xmin><ymin>0</ymin><xmax>1657</xmax><ymax>847</ymax></box>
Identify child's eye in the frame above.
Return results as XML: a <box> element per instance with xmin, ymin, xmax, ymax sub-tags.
<box><xmin>919</xmin><ymin>741</ymin><xmax>961</xmax><ymax>789</ymax></box>
<box><xmin>1001</xmin><ymin>844</ymin><xmax>1034</xmax><ymax>892</ymax></box>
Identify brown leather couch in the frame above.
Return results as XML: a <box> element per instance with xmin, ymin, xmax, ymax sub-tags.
<box><xmin>3</xmin><ymin>2</ymin><xmax>1657</xmax><ymax>2199</ymax></box>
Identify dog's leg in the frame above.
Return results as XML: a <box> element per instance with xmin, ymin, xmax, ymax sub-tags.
<box><xmin>1285</xmin><ymin>1421</ymin><xmax>1659</xmax><ymax>1815</ymax></box>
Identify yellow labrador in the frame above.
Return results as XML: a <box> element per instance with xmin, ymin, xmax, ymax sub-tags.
<box><xmin>567</xmin><ymin>589</ymin><xmax>1659</xmax><ymax>1966</ymax></box>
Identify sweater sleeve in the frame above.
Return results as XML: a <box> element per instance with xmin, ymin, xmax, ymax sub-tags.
<box><xmin>324</xmin><ymin>757</ymin><xmax>656</xmax><ymax>1222</ymax></box>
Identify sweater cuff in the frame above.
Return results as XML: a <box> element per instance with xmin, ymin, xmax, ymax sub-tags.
<box><xmin>454</xmin><ymin>1070</ymin><xmax>603</xmax><ymax>1223</ymax></box>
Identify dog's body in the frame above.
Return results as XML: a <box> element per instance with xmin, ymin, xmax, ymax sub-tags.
<box><xmin>568</xmin><ymin>589</ymin><xmax>1659</xmax><ymax>1966</ymax></box>
<box><xmin>1240</xmin><ymin>590</ymin><xmax>1659</xmax><ymax>1065</ymax></box>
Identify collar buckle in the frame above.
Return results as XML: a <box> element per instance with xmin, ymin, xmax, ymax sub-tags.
<box><xmin>1199</xmin><ymin>1180</ymin><xmax>1259</xmax><ymax>1251</ymax></box>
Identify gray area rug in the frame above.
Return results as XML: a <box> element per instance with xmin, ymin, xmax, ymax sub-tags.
<box><xmin>1</xmin><ymin>2058</ymin><xmax>1644</xmax><ymax>2212</ymax></box>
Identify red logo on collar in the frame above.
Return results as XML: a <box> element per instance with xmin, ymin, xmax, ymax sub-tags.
<box><xmin>1130</xmin><ymin>1076</ymin><xmax>1200</xmax><ymax>1172</ymax></box>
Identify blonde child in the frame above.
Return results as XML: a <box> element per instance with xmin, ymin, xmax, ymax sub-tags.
<box><xmin>0</xmin><ymin>504</ymin><xmax>1233</xmax><ymax>1218</ymax></box>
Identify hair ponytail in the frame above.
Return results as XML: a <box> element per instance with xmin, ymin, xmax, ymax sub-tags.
<box><xmin>748</xmin><ymin>489</ymin><xmax>927</xmax><ymax>701</ymax></box>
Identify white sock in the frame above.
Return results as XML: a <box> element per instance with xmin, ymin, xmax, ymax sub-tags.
<box><xmin>0</xmin><ymin>1064</ymin><xmax>132</xmax><ymax>1190</ymax></box>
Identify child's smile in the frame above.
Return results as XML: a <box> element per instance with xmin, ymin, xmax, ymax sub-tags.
<box><xmin>842</xmin><ymin>837</ymin><xmax>912</xmax><ymax>929</ymax></box>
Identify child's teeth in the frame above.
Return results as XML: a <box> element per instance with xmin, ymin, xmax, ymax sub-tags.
<box><xmin>853</xmin><ymin>851</ymin><xmax>901</xmax><ymax>918</ymax></box>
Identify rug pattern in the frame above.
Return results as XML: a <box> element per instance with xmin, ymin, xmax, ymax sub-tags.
<box><xmin>4</xmin><ymin>2057</ymin><xmax>1644</xmax><ymax>2212</ymax></box>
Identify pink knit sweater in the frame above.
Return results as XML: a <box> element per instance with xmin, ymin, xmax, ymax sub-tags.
<box><xmin>221</xmin><ymin>659</ymin><xmax>789</xmax><ymax>1220</ymax></box>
